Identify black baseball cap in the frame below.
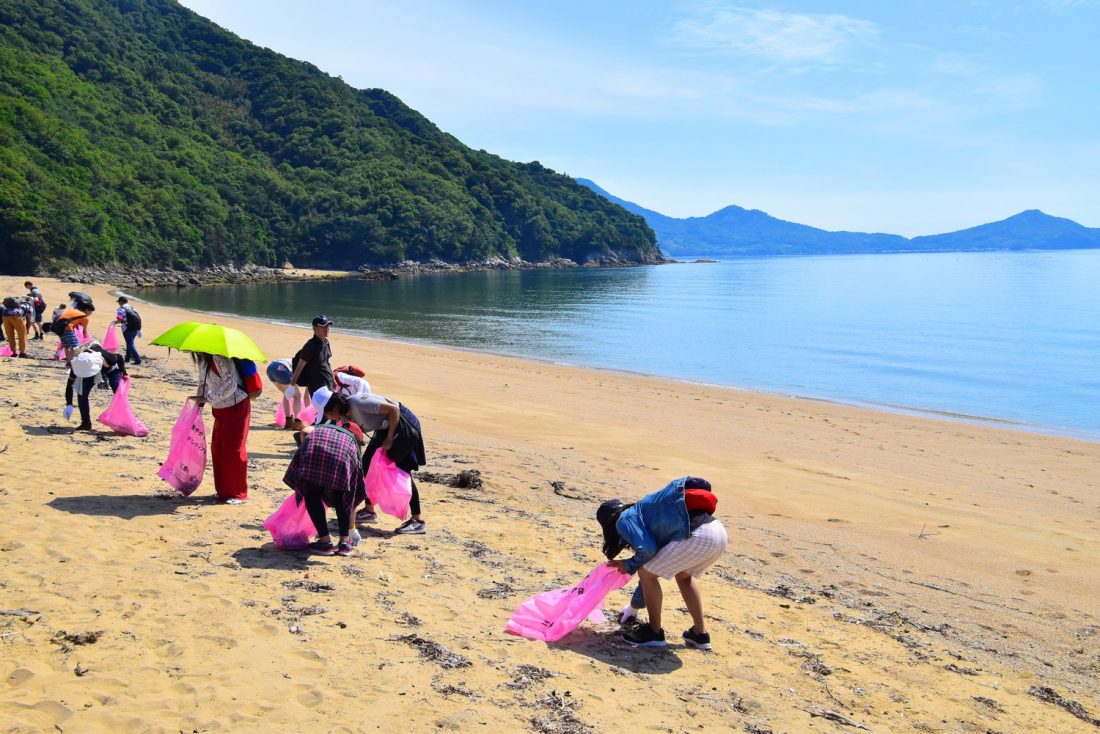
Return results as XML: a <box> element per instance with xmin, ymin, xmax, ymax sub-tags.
<box><xmin>312</xmin><ymin>314</ymin><xmax>334</xmax><ymax>327</ymax></box>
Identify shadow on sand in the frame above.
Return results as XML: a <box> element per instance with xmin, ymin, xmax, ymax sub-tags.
<box><xmin>545</xmin><ymin>626</ymin><xmax>685</xmax><ymax>674</ymax></box>
<box><xmin>48</xmin><ymin>493</ymin><xmax>184</xmax><ymax>520</ymax></box>
<box><xmin>232</xmin><ymin>544</ymin><xmax>320</xmax><ymax>571</ymax></box>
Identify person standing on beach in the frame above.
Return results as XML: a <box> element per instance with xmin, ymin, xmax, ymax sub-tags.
<box><xmin>189</xmin><ymin>352</ymin><xmax>262</xmax><ymax>504</ymax></box>
<box><xmin>24</xmin><ymin>282</ymin><xmax>45</xmax><ymax>340</ymax></box>
<box><xmin>596</xmin><ymin>477</ymin><xmax>727</xmax><ymax>649</ymax></box>
<box><xmin>2</xmin><ymin>297</ymin><xmax>30</xmax><ymax>358</ymax></box>
<box><xmin>114</xmin><ymin>296</ymin><xmax>143</xmax><ymax>365</ymax></box>
<box><xmin>289</xmin><ymin>315</ymin><xmax>334</xmax><ymax>399</ymax></box>
<box><xmin>283</xmin><ymin>393</ymin><xmax>366</xmax><ymax>556</ymax></box>
<box><xmin>338</xmin><ymin>391</ymin><xmax>428</xmax><ymax>534</ymax></box>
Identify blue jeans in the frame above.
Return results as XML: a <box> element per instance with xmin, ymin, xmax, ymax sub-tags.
<box><xmin>72</xmin><ymin>371</ymin><xmax>121</xmax><ymax>426</ymax></box>
<box><xmin>123</xmin><ymin>328</ymin><xmax>141</xmax><ymax>364</ymax></box>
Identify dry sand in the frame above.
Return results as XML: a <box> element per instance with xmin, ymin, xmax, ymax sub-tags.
<box><xmin>0</xmin><ymin>275</ymin><xmax>1097</xmax><ymax>733</ymax></box>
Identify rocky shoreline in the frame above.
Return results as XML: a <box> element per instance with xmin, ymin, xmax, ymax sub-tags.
<box><xmin>53</xmin><ymin>253</ymin><xmax>667</xmax><ymax>289</ymax></box>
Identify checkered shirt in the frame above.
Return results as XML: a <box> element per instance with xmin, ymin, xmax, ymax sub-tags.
<box><xmin>283</xmin><ymin>424</ymin><xmax>364</xmax><ymax>495</ymax></box>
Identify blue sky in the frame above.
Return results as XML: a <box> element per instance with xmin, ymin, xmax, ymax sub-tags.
<box><xmin>178</xmin><ymin>0</ymin><xmax>1099</xmax><ymax>236</ymax></box>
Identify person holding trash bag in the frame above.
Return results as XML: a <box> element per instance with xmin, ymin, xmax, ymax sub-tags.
<box><xmin>337</xmin><ymin>391</ymin><xmax>427</xmax><ymax>534</ymax></box>
<box><xmin>266</xmin><ymin>357</ymin><xmax>301</xmax><ymax>429</ymax></box>
<box><xmin>64</xmin><ymin>340</ymin><xmax>127</xmax><ymax>431</ymax></box>
<box><xmin>596</xmin><ymin>477</ymin><xmax>727</xmax><ymax>649</ymax></box>
<box><xmin>188</xmin><ymin>352</ymin><xmax>260</xmax><ymax>504</ymax></box>
<box><xmin>283</xmin><ymin>393</ymin><xmax>365</xmax><ymax>556</ymax></box>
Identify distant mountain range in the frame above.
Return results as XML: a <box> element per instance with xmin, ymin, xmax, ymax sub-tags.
<box><xmin>576</xmin><ymin>179</ymin><xmax>1100</xmax><ymax>258</ymax></box>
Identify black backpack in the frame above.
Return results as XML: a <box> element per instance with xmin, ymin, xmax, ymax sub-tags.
<box><xmin>123</xmin><ymin>305</ymin><xmax>142</xmax><ymax>331</ymax></box>
<box><xmin>48</xmin><ymin>312</ymin><xmax>79</xmax><ymax>334</ymax></box>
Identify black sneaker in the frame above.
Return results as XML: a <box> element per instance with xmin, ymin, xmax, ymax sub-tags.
<box><xmin>335</xmin><ymin>541</ymin><xmax>353</xmax><ymax>557</ymax></box>
<box><xmin>308</xmin><ymin>539</ymin><xmax>335</xmax><ymax>556</ymax></box>
<box><xmin>682</xmin><ymin>627</ymin><xmax>712</xmax><ymax>650</ymax></box>
<box><xmin>622</xmin><ymin>625</ymin><xmax>666</xmax><ymax>647</ymax></box>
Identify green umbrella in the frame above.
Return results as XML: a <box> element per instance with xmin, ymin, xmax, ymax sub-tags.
<box><xmin>149</xmin><ymin>322</ymin><xmax>266</xmax><ymax>362</ymax></box>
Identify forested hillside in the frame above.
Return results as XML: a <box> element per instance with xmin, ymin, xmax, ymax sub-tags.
<box><xmin>0</xmin><ymin>0</ymin><xmax>659</xmax><ymax>274</ymax></box>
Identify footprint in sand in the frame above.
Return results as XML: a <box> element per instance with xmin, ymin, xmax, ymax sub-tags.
<box><xmin>7</xmin><ymin>668</ymin><xmax>34</xmax><ymax>686</ymax></box>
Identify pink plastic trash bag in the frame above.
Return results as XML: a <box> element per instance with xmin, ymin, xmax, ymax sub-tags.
<box><xmin>364</xmin><ymin>450</ymin><xmax>412</xmax><ymax>519</ymax></box>
<box><xmin>54</xmin><ymin>342</ymin><xmax>66</xmax><ymax>360</ymax></box>
<box><xmin>505</xmin><ymin>562</ymin><xmax>632</xmax><ymax>642</ymax></box>
<box><xmin>157</xmin><ymin>400</ymin><xmax>207</xmax><ymax>496</ymax></box>
<box><xmin>97</xmin><ymin>376</ymin><xmax>150</xmax><ymax>436</ymax></box>
<box><xmin>297</xmin><ymin>403</ymin><xmax>317</xmax><ymax>425</ymax></box>
<box><xmin>0</xmin><ymin>344</ymin><xmax>11</xmax><ymax>357</ymax></box>
<box><xmin>263</xmin><ymin>492</ymin><xmax>322</xmax><ymax>549</ymax></box>
<box><xmin>274</xmin><ymin>400</ymin><xmax>286</xmax><ymax>427</ymax></box>
<box><xmin>74</xmin><ymin>325</ymin><xmax>93</xmax><ymax>345</ymax></box>
<box><xmin>102</xmin><ymin>322</ymin><xmax>120</xmax><ymax>352</ymax></box>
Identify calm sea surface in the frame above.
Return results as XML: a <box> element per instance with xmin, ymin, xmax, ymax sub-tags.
<box><xmin>138</xmin><ymin>250</ymin><xmax>1100</xmax><ymax>439</ymax></box>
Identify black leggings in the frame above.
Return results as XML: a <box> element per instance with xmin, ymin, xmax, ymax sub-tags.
<box><xmin>303</xmin><ymin>483</ymin><xmax>351</xmax><ymax>538</ymax></box>
<box><xmin>409</xmin><ymin>478</ymin><xmax>420</xmax><ymax>517</ymax></box>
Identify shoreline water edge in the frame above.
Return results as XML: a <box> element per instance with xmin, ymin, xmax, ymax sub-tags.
<box><xmin>116</xmin><ymin>266</ymin><xmax>1100</xmax><ymax>443</ymax></box>
<box><xmin>1</xmin><ymin>274</ymin><xmax>1097</xmax><ymax>732</ymax></box>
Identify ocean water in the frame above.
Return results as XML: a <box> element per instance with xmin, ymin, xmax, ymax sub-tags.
<box><xmin>137</xmin><ymin>250</ymin><xmax>1100</xmax><ymax>438</ymax></box>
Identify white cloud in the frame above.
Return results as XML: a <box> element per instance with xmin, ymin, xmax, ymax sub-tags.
<box><xmin>670</xmin><ymin>4</ymin><xmax>879</xmax><ymax>65</ymax></box>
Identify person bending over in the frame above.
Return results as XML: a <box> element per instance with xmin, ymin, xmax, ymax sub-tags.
<box><xmin>283</xmin><ymin>393</ymin><xmax>365</xmax><ymax>556</ymax></box>
<box><xmin>338</xmin><ymin>391</ymin><xmax>428</xmax><ymax>535</ymax></box>
<box><xmin>596</xmin><ymin>477</ymin><xmax>727</xmax><ymax>649</ymax></box>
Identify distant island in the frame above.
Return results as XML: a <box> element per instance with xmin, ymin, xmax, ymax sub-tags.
<box><xmin>577</xmin><ymin>179</ymin><xmax>1100</xmax><ymax>258</ymax></box>
<box><xmin>0</xmin><ymin>0</ymin><xmax>660</xmax><ymax>275</ymax></box>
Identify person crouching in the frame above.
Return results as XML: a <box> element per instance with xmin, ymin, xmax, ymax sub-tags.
<box><xmin>283</xmin><ymin>393</ymin><xmax>365</xmax><ymax>557</ymax></box>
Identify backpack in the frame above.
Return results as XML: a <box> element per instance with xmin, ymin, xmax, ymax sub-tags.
<box><xmin>48</xmin><ymin>312</ymin><xmax>79</xmax><ymax>334</ymax></box>
<box><xmin>122</xmin><ymin>305</ymin><xmax>141</xmax><ymax>331</ymax></box>
<box><xmin>232</xmin><ymin>358</ymin><xmax>263</xmax><ymax>398</ymax></box>
<box><xmin>334</xmin><ymin>364</ymin><xmax>365</xmax><ymax>378</ymax></box>
<box><xmin>291</xmin><ymin>349</ymin><xmax>305</xmax><ymax>386</ymax></box>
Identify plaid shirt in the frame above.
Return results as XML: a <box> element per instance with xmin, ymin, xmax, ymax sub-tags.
<box><xmin>283</xmin><ymin>424</ymin><xmax>364</xmax><ymax>495</ymax></box>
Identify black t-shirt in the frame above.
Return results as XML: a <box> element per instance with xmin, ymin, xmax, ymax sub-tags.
<box><xmin>296</xmin><ymin>336</ymin><xmax>333</xmax><ymax>393</ymax></box>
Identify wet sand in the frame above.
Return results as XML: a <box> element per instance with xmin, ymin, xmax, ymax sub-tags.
<box><xmin>1</xmin><ymin>275</ymin><xmax>1097</xmax><ymax>733</ymax></box>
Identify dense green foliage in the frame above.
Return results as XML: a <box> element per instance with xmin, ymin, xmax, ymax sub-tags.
<box><xmin>0</xmin><ymin>0</ymin><xmax>658</xmax><ymax>273</ymax></box>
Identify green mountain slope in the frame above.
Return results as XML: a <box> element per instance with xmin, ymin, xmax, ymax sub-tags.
<box><xmin>0</xmin><ymin>0</ymin><xmax>659</xmax><ymax>274</ymax></box>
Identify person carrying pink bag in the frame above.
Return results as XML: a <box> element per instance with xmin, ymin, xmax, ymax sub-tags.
<box><xmin>597</xmin><ymin>477</ymin><xmax>727</xmax><ymax>650</ymax></box>
<box><xmin>334</xmin><ymin>391</ymin><xmax>428</xmax><ymax>534</ymax></box>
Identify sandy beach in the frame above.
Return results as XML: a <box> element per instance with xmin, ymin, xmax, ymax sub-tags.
<box><xmin>0</xmin><ymin>274</ymin><xmax>1097</xmax><ymax>733</ymax></box>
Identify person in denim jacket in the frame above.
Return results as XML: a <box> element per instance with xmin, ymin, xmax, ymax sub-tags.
<box><xmin>598</xmin><ymin>477</ymin><xmax>727</xmax><ymax>649</ymax></box>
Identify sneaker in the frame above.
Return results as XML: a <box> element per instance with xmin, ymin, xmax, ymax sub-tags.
<box><xmin>336</xmin><ymin>541</ymin><xmax>353</xmax><ymax>556</ymax></box>
<box><xmin>622</xmin><ymin>625</ymin><xmax>666</xmax><ymax>647</ymax></box>
<box><xmin>394</xmin><ymin>519</ymin><xmax>426</xmax><ymax>535</ymax></box>
<box><xmin>223</xmin><ymin>497</ymin><xmax>248</xmax><ymax>505</ymax></box>
<box><xmin>75</xmin><ymin>423</ymin><xmax>93</xmax><ymax>432</ymax></box>
<box><xmin>356</xmin><ymin>509</ymin><xmax>379</xmax><ymax>524</ymax></box>
<box><xmin>682</xmin><ymin>627</ymin><xmax>712</xmax><ymax>650</ymax></box>
<box><xmin>308</xmin><ymin>539</ymin><xmax>335</xmax><ymax>556</ymax></box>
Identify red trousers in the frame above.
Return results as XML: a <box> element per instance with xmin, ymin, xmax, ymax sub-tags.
<box><xmin>211</xmin><ymin>399</ymin><xmax>250</xmax><ymax>500</ymax></box>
